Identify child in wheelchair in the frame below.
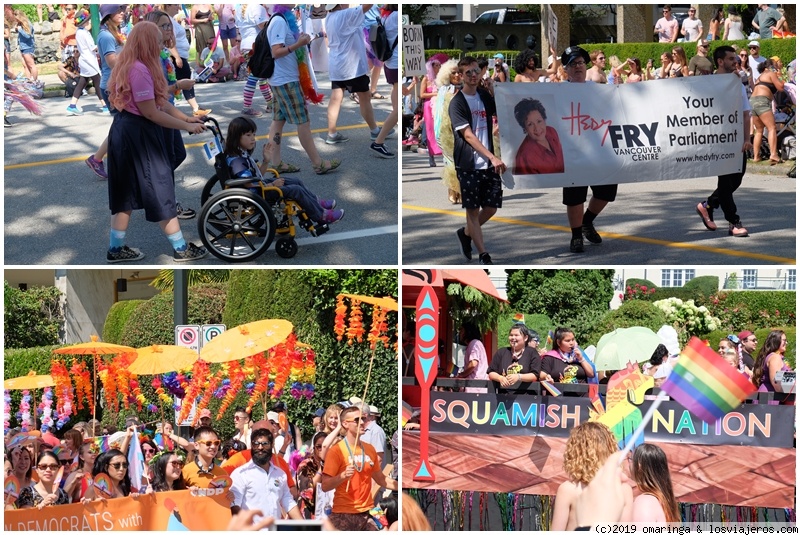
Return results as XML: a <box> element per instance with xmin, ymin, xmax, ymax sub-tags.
<box><xmin>224</xmin><ymin>117</ymin><xmax>345</xmax><ymax>224</ymax></box>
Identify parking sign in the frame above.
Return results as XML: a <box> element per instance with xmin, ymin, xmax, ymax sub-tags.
<box><xmin>201</xmin><ymin>324</ymin><xmax>226</xmax><ymax>348</ymax></box>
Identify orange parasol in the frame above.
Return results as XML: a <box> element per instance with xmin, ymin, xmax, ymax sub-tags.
<box><xmin>338</xmin><ymin>293</ymin><xmax>398</xmax><ymax>312</ymax></box>
<box><xmin>3</xmin><ymin>372</ymin><xmax>54</xmax><ymax>431</ymax></box>
<box><xmin>128</xmin><ymin>345</ymin><xmax>199</xmax><ymax>375</ymax></box>
<box><xmin>52</xmin><ymin>335</ymin><xmax>136</xmax><ymax>422</ymax></box>
<box><xmin>199</xmin><ymin>319</ymin><xmax>294</xmax><ymax>363</ymax></box>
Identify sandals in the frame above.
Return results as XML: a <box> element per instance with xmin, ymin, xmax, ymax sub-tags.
<box><xmin>371</xmin><ymin>91</ymin><xmax>386</xmax><ymax>100</ymax></box>
<box><xmin>272</xmin><ymin>161</ymin><xmax>301</xmax><ymax>173</ymax></box>
<box><xmin>769</xmin><ymin>157</ymin><xmax>784</xmax><ymax>166</ymax></box>
<box><xmin>349</xmin><ymin>93</ymin><xmax>359</xmax><ymax>104</ymax></box>
<box><xmin>313</xmin><ymin>159</ymin><xmax>341</xmax><ymax>175</ymax></box>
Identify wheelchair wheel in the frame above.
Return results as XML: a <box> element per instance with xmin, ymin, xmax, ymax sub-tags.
<box><xmin>200</xmin><ymin>174</ymin><xmax>223</xmax><ymax>205</ymax></box>
<box><xmin>275</xmin><ymin>237</ymin><xmax>298</xmax><ymax>258</ymax></box>
<box><xmin>198</xmin><ymin>189</ymin><xmax>276</xmax><ymax>263</ymax></box>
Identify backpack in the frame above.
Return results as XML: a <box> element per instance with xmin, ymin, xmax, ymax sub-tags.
<box><xmin>369</xmin><ymin>16</ymin><xmax>397</xmax><ymax>62</ymax></box>
<box><xmin>247</xmin><ymin>12</ymin><xmax>285</xmax><ymax>79</ymax></box>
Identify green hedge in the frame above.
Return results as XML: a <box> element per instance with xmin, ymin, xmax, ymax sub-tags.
<box><xmin>625</xmin><ymin>278</ymin><xmax>656</xmax><ymax>290</ymax></box>
<box><xmin>497</xmin><ymin>312</ymin><xmax>552</xmax><ymax>343</ymax></box>
<box><xmin>707</xmin><ymin>290</ymin><xmax>796</xmax><ymax>332</ymax></box>
<box><xmin>102</xmin><ymin>300</ymin><xmax>145</xmax><ymax>345</ymax></box>
<box><xmin>425</xmin><ymin>38</ymin><xmax>796</xmax><ymax>71</ymax></box>
<box><xmin>585</xmin><ymin>300</ymin><xmax>669</xmax><ymax>347</ymax></box>
<box><xmin>682</xmin><ymin>276</ymin><xmax>719</xmax><ymax>296</ymax></box>
<box><xmin>4</xmin><ymin>281</ymin><xmax>63</xmax><ymax>350</ymax></box>
<box><xmin>119</xmin><ymin>284</ymin><xmax>227</xmax><ymax>347</ymax></box>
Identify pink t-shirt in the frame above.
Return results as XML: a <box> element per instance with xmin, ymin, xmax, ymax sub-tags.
<box><xmin>125</xmin><ymin>61</ymin><xmax>155</xmax><ymax>116</ymax></box>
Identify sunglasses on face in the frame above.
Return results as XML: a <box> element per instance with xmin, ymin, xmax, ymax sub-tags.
<box><xmin>169</xmin><ymin>460</ymin><xmax>185</xmax><ymax>468</ymax></box>
<box><xmin>346</xmin><ymin>417</ymin><xmax>365</xmax><ymax>424</ymax></box>
<box><xmin>159</xmin><ymin>23</ymin><xmax>173</xmax><ymax>31</ymax></box>
<box><xmin>110</xmin><ymin>462</ymin><xmax>129</xmax><ymax>470</ymax></box>
<box><xmin>197</xmin><ymin>440</ymin><xmax>221</xmax><ymax>448</ymax></box>
<box><xmin>233</xmin><ymin>415</ymin><xmax>247</xmax><ymax>421</ymax></box>
<box><xmin>462</xmin><ymin>68</ymin><xmax>480</xmax><ymax>77</ymax></box>
<box><xmin>252</xmin><ymin>441</ymin><xmax>272</xmax><ymax>449</ymax></box>
<box><xmin>142</xmin><ymin>448</ymin><xmax>155</xmax><ymax>454</ymax></box>
<box><xmin>59</xmin><ymin>459</ymin><xmax>71</xmax><ymax>465</ymax></box>
<box><xmin>38</xmin><ymin>463</ymin><xmax>60</xmax><ymax>471</ymax></box>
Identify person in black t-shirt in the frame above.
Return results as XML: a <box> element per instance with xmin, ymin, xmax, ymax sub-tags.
<box><xmin>540</xmin><ymin>327</ymin><xmax>596</xmax><ymax>383</ymax></box>
<box><xmin>487</xmin><ymin>324</ymin><xmax>542</xmax><ymax>393</ymax></box>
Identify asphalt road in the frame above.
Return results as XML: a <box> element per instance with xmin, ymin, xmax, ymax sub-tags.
<box><xmin>4</xmin><ymin>72</ymin><xmax>399</xmax><ymax>266</ymax></box>
<box><xmin>402</xmin><ymin>149</ymin><xmax>796</xmax><ymax>265</ymax></box>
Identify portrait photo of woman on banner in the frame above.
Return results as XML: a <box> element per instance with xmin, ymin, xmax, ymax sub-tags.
<box><xmin>512</xmin><ymin>97</ymin><xmax>565</xmax><ymax>175</ymax></box>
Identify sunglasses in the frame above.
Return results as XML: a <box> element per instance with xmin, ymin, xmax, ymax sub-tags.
<box><xmin>233</xmin><ymin>415</ymin><xmax>247</xmax><ymax>421</ymax></box>
<box><xmin>159</xmin><ymin>23</ymin><xmax>173</xmax><ymax>31</ymax></box>
<box><xmin>169</xmin><ymin>460</ymin><xmax>185</xmax><ymax>468</ymax></box>
<box><xmin>38</xmin><ymin>463</ymin><xmax>60</xmax><ymax>471</ymax></box>
<box><xmin>197</xmin><ymin>440</ymin><xmax>221</xmax><ymax>447</ymax></box>
<box><xmin>252</xmin><ymin>441</ymin><xmax>272</xmax><ymax>449</ymax></box>
<box><xmin>110</xmin><ymin>462</ymin><xmax>129</xmax><ymax>470</ymax></box>
<box><xmin>314</xmin><ymin>445</ymin><xmax>323</xmax><ymax>450</ymax></box>
<box><xmin>142</xmin><ymin>448</ymin><xmax>156</xmax><ymax>454</ymax></box>
<box><xmin>59</xmin><ymin>459</ymin><xmax>71</xmax><ymax>466</ymax></box>
<box><xmin>346</xmin><ymin>417</ymin><xmax>365</xmax><ymax>424</ymax></box>
<box><xmin>462</xmin><ymin>68</ymin><xmax>480</xmax><ymax>76</ymax></box>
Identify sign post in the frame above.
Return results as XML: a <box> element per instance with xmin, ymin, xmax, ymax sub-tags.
<box><xmin>402</xmin><ymin>24</ymin><xmax>426</xmax><ymax>76</ymax></box>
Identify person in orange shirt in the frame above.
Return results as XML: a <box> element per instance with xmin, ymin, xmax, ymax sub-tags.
<box><xmin>321</xmin><ymin>406</ymin><xmax>397</xmax><ymax>531</ymax></box>
<box><xmin>181</xmin><ymin>426</ymin><xmax>229</xmax><ymax>488</ymax></box>
<box><xmin>59</xmin><ymin>4</ymin><xmax>78</xmax><ymax>62</ymax></box>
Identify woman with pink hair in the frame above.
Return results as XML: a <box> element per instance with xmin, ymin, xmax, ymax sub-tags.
<box><xmin>105</xmin><ymin>21</ymin><xmax>208</xmax><ymax>263</ymax></box>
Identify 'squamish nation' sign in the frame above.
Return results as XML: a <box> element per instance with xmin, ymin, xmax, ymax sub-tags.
<box><xmin>495</xmin><ymin>75</ymin><xmax>744</xmax><ymax>188</ymax></box>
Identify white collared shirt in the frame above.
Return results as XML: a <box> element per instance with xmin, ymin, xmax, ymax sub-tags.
<box><xmin>231</xmin><ymin>459</ymin><xmax>297</xmax><ymax>522</ymax></box>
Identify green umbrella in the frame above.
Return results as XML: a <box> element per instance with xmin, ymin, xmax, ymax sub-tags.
<box><xmin>593</xmin><ymin>326</ymin><xmax>662</xmax><ymax>371</ymax></box>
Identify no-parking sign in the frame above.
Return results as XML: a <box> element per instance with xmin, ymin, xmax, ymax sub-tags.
<box><xmin>175</xmin><ymin>325</ymin><xmax>201</xmax><ymax>352</ymax></box>
<box><xmin>201</xmin><ymin>324</ymin><xmax>226</xmax><ymax>348</ymax></box>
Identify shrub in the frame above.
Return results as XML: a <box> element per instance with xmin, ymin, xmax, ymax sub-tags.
<box><xmin>701</xmin><ymin>326</ymin><xmax>795</xmax><ymax>370</ymax></box>
<box><xmin>507</xmin><ymin>270</ymin><xmax>615</xmax><ymax>327</ymax></box>
<box><xmin>102</xmin><ymin>300</ymin><xmax>145</xmax><ymax>344</ymax></box>
<box><xmin>497</xmin><ymin>312</ymin><xmax>552</xmax><ymax>345</ymax></box>
<box><xmin>585</xmin><ymin>300</ymin><xmax>669</xmax><ymax>346</ymax></box>
<box><xmin>682</xmin><ymin>276</ymin><xmax>719</xmax><ymax>295</ymax></box>
<box><xmin>653</xmin><ymin>298</ymin><xmax>721</xmax><ymax>344</ymax></box>
<box><xmin>119</xmin><ymin>284</ymin><xmax>227</xmax><ymax>347</ymax></box>
<box><xmin>625</xmin><ymin>278</ymin><xmax>656</xmax><ymax>290</ymax></box>
<box><xmin>707</xmin><ymin>291</ymin><xmax>796</xmax><ymax>331</ymax></box>
<box><xmin>4</xmin><ymin>281</ymin><xmax>63</xmax><ymax>349</ymax></box>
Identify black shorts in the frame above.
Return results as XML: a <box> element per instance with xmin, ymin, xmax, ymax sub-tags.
<box><xmin>458</xmin><ymin>168</ymin><xmax>503</xmax><ymax>210</ymax></box>
<box><xmin>384</xmin><ymin>66</ymin><xmax>398</xmax><ymax>85</ymax></box>
<box><xmin>562</xmin><ymin>184</ymin><xmax>618</xmax><ymax>206</ymax></box>
<box><xmin>331</xmin><ymin>74</ymin><xmax>370</xmax><ymax>94</ymax></box>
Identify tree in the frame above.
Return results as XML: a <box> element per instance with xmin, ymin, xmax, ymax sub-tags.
<box><xmin>149</xmin><ymin>269</ymin><xmax>232</xmax><ymax>291</ymax></box>
<box><xmin>404</xmin><ymin>4</ymin><xmax>433</xmax><ymax>24</ymax></box>
<box><xmin>506</xmin><ymin>270</ymin><xmax>615</xmax><ymax>327</ymax></box>
<box><xmin>4</xmin><ymin>281</ymin><xmax>63</xmax><ymax>349</ymax></box>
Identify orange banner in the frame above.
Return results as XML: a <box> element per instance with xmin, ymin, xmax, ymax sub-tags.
<box><xmin>4</xmin><ymin>489</ymin><xmax>231</xmax><ymax>531</ymax></box>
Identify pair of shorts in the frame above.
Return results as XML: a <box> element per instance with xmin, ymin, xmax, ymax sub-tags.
<box><xmin>20</xmin><ymin>47</ymin><xmax>35</xmax><ymax>56</ymax></box>
<box><xmin>332</xmin><ymin>74</ymin><xmax>370</xmax><ymax>94</ymax></box>
<box><xmin>749</xmin><ymin>95</ymin><xmax>772</xmax><ymax>117</ymax></box>
<box><xmin>562</xmin><ymin>184</ymin><xmax>618</xmax><ymax>206</ymax></box>
<box><xmin>219</xmin><ymin>26</ymin><xmax>238</xmax><ymax>40</ymax></box>
<box><xmin>328</xmin><ymin>512</ymin><xmax>378</xmax><ymax>531</ymax></box>
<box><xmin>384</xmin><ymin>66</ymin><xmax>398</xmax><ymax>85</ymax></box>
<box><xmin>457</xmin><ymin>168</ymin><xmax>503</xmax><ymax>209</ymax></box>
<box><xmin>272</xmin><ymin>81</ymin><xmax>309</xmax><ymax>125</ymax></box>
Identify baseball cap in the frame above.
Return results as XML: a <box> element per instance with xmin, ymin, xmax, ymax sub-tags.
<box><xmin>314</xmin><ymin>408</ymin><xmax>326</xmax><ymax>418</ymax></box>
<box><xmin>738</xmin><ymin>330</ymin><xmax>754</xmax><ymax>341</ymax></box>
<box><xmin>99</xmin><ymin>4</ymin><xmax>124</xmax><ymax>22</ymax></box>
<box><xmin>748</xmin><ymin>40</ymin><xmax>760</xmax><ymax>48</ymax></box>
<box><xmin>199</xmin><ymin>409</ymin><xmax>212</xmax><ymax>419</ymax></box>
<box><xmin>770</xmin><ymin>56</ymin><xmax>780</xmax><ymax>63</ymax></box>
<box><xmin>698</xmin><ymin>39</ymin><xmax>709</xmax><ymax>48</ymax></box>
<box><xmin>266</xmin><ymin>411</ymin><xmax>280</xmax><ymax>422</ymax></box>
<box><xmin>493</xmin><ymin>53</ymin><xmax>504</xmax><ymax>60</ymax></box>
<box><xmin>324</xmin><ymin>4</ymin><xmax>340</xmax><ymax>11</ymax></box>
<box><xmin>561</xmin><ymin>46</ymin><xmax>590</xmax><ymax>67</ymax></box>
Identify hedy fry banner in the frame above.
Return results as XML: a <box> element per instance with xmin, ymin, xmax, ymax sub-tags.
<box><xmin>5</xmin><ymin>488</ymin><xmax>231</xmax><ymax>531</ymax></box>
<box><xmin>495</xmin><ymin>75</ymin><xmax>743</xmax><ymax>189</ymax></box>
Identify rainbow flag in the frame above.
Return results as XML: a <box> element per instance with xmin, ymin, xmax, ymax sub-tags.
<box><xmin>402</xmin><ymin>401</ymin><xmax>413</xmax><ymax>427</ymax></box>
<box><xmin>544</xmin><ymin>330</ymin><xmax>554</xmax><ymax>351</ymax></box>
<box><xmin>540</xmin><ymin>381</ymin><xmax>561</xmax><ymax>396</ymax></box>
<box><xmin>660</xmin><ymin>337</ymin><xmax>756</xmax><ymax>424</ymax></box>
<box><xmin>513</xmin><ymin>313</ymin><xmax>525</xmax><ymax>324</ymax></box>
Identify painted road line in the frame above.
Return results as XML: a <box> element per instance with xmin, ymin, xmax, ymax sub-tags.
<box><xmin>294</xmin><ymin>225</ymin><xmax>398</xmax><ymax>247</ymax></box>
<box><xmin>4</xmin><ymin>122</ymin><xmax>385</xmax><ymax>170</ymax></box>
<box><xmin>402</xmin><ymin>204</ymin><xmax>794</xmax><ymax>264</ymax></box>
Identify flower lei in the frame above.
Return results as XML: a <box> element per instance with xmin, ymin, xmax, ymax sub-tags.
<box><xmin>347</xmin><ymin>300</ymin><xmax>365</xmax><ymax>345</ymax></box>
<box><xmin>4</xmin><ymin>390</ymin><xmax>12</xmax><ymax>433</ymax></box>
<box><xmin>50</xmin><ymin>360</ymin><xmax>75</xmax><ymax>429</ymax></box>
<box><xmin>38</xmin><ymin>387</ymin><xmax>54</xmax><ymax>433</ymax></box>
<box><xmin>18</xmin><ymin>390</ymin><xmax>31</xmax><ymax>433</ymax></box>
<box><xmin>70</xmin><ymin>360</ymin><xmax>93</xmax><ymax>414</ymax></box>
<box><xmin>160</xmin><ymin>48</ymin><xmax>182</xmax><ymax>100</ymax></box>
<box><xmin>272</xmin><ymin>6</ymin><xmax>324</xmax><ymax>104</ymax></box>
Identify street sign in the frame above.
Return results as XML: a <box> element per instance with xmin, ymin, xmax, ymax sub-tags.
<box><xmin>402</xmin><ymin>24</ymin><xmax>426</xmax><ymax>76</ymax></box>
<box><xmin>201</xmin><ymin>324</ymin><xmax>226</xmax><ymax>348</ymax></box>
<box><xmin>175</xmin><ymin>325</ymin><xmax>200</xmax><ymax>353</ymax></box>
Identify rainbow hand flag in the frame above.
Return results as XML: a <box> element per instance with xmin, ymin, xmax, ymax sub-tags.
<box><xmin>660</xmin><ymin>337</ymin><xmax>756</xmax><ymax>424</ymax></box>
<box><xmin>544</xmin><ymin>330</ymin><xmax>554</xmax><ymax>351</ymax></box>
<box><xmin>402</xmin><ymin>401</ymin><xmax>413</xmax><ymax>427</ymax></box>
<box><xmin>513</xmin><ymin>313</ymin><xmax>525</xmax><ymax>324</ymax></box>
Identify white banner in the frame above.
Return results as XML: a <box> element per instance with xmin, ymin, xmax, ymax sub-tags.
<box><xmin>402</xmin><ymin>24</ymin><xmax>425</xmax><ymax>76</ymax></box>
<box><xmin>495</xmin><ymin>75</ymin><xmax>744</xmax><ymax>189</ymax></box>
